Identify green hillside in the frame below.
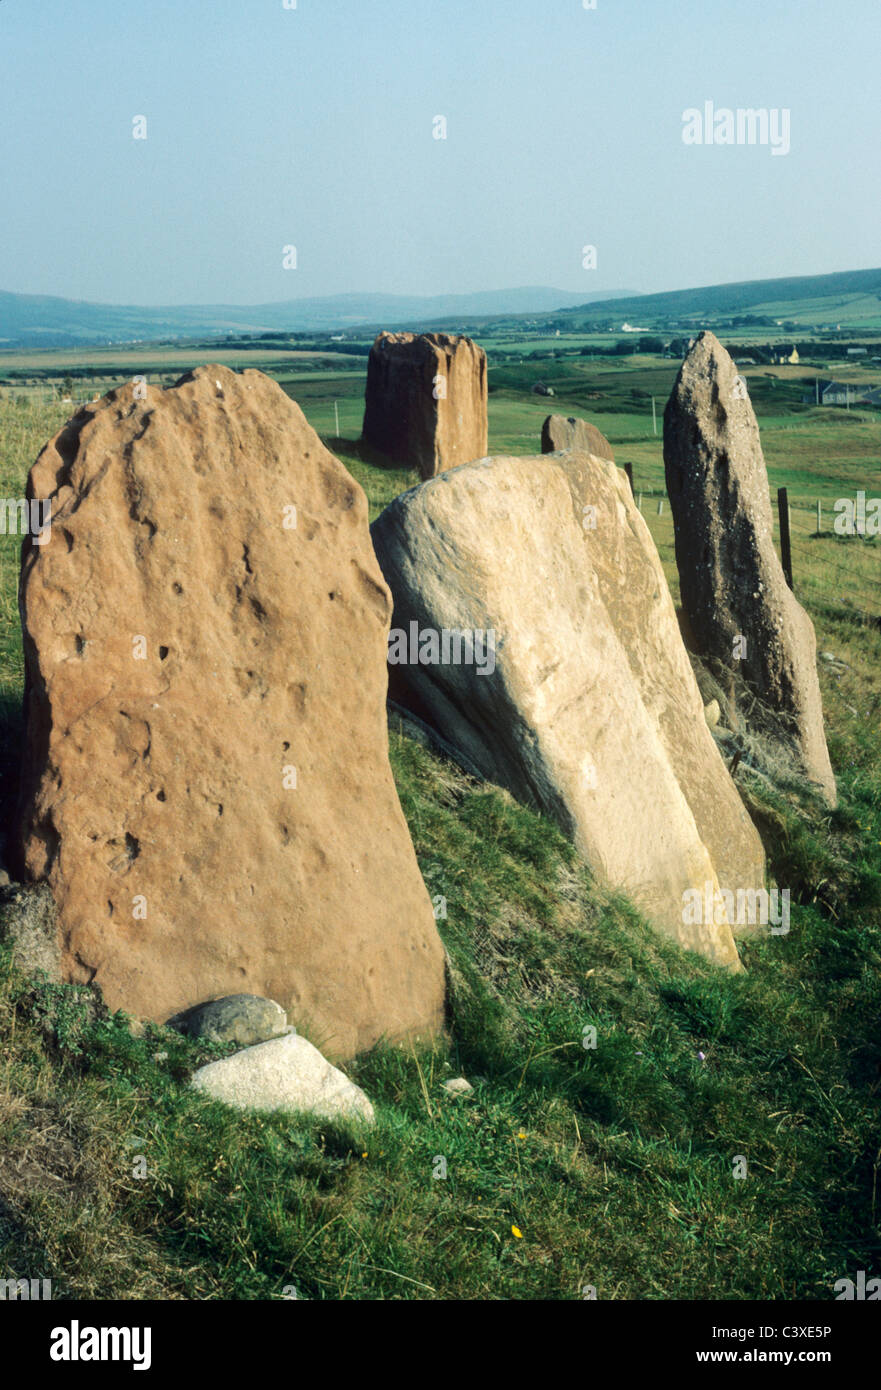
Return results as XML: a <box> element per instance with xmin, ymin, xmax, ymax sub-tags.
<box><xmin>449</xmin><ymin>267</ymin><xmax>881</xmax><ymax>335</ymax></box>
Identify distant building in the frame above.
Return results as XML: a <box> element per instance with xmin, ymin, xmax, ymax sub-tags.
<box><xmin>847</xmin><ymin>347</ymin><xmax>867</xmax><ymax>357</ymax></box>
<box><xmin>804</xmin><ymin>379</ymin><xmax>871</xmax><ymax>406</ymax></box>
<box><xmin>772</xmin><ymin>345</ymin><xmax>799</xmax><ymax>364</ymax></box>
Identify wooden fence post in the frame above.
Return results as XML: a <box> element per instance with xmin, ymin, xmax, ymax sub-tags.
<box><xmin>778</xmin><ymin>487</ymin><xmax>793</xmax><ymax>589</ymax></box>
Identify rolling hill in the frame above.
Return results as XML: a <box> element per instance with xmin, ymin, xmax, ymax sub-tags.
<box><xmin>3</xmin><ymin>268</ymin><xmax>880</xmax><ymax>353</ymax></box>
<box><xmin>0</xmin><ymin>287</ymin><xmax>633</xmax><ymax>350</ymax></box>
<box><xmin>494</xmin><ymin>267</ymin><xmax>881</xmax><ymax>333</ymax></box>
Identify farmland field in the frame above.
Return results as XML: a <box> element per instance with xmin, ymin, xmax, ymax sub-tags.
<box><xmin>2</xmin><ymin>344</ymin><xmax>879</xmax><ymax>644</ymax></box>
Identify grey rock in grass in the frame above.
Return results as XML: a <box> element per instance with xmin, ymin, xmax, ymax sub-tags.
<box><xmin>0</xmin><ymin>882</ymin><xmax>61</xmax><ymax>982</ymax></box>
<box><xmin>168</xmin><ymin>993</ymin><xmax>288</xmax><ymax>1047</ymax></box>
<box><xmin>190</xmin><ymin>1032</ymin><xmax>375</xmax><ymax>1125</ymax></box>
<box><xmin>442</xmin><ymin>1076</ymin><xmax>473</xmax><ymax>1095</ymax></box>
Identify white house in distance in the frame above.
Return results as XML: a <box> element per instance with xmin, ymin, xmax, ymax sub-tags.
<box><xmin>803</xmin><ymin>379</ymin><xmax>876</xmax><ymax>407</ymax></box>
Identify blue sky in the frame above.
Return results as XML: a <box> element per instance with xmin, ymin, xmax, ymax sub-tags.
<box><xmin>1</xmin><ymin>0</ymin><xmax>878</xmax><ymax>304</ymax></box>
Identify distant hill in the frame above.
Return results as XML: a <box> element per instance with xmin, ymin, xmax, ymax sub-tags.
<box><xmin>3</xmin><ymin>269</ymin><xmax>879</xmax><ymax>351</ymax></box>
<box><xmin>0</xmin><ymin>287</ymin><xmax>634</xmax><ymax>350</ymax></box>
<box><xmin>494</xmin><ymin>267</ymin><xmax>881</xmax><ymax>333</ymax></box>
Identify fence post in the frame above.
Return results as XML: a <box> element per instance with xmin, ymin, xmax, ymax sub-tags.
<box><xmin>657</xmin><ymin>498</ymin><xmax>664</xmax><ymax>516</ymax></box>
<box><xmin>778</xmin><ymin>487</ymin><xmax>793</xmax><ymax>589</ymax></box>
<box><xmin>816</xmin><ymin>498</ymin><xmax>822</xmax><ymax>534</ymax></box>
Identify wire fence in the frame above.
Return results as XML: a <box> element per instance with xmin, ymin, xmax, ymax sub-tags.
<box><xmin>636</xmin><ymin>488</ymin><xmax>881</xmax><ymax>626</ymax></box>
<box><xmin>1</xmin><ymin>389</ymin><xmax>878</xmax><ymax>626</ymax></box>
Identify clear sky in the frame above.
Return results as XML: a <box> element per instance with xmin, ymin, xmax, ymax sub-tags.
<box><xmin>1</xmin><ymin>0</ymin><xmax>878</xmax><ymax>305</ymax></box>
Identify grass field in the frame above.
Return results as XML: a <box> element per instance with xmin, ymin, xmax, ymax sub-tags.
<box><xmin>1</xmin><ymin>357</ymin><xmax>880</xmax><ymax>1300</ymax></box>
<box><xmin>296</xmin><ymin>354</ymin><xmax>881</xmax><ymax>623</ymax></box>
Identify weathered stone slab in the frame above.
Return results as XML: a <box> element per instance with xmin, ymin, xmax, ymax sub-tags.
<box><xmin>541</xmin><ymin>414</ymin><xmax>614</xmax><ymax>461</ymax></box>
<box><xmin>17</xmin><ymin>366</ymin><xmax>446</xmax><ymax>1059</ymax></box>
<box><xmin>362</xmin><ymin>331</ymin><xmax>487</xmax><ymax>479</ymax></box>
<box><xmin>663</xmin><ymin>332</ymin><xmax>836</xmax><ymax>805</ymax></box>
<box><xmin>371</xmin><ymin>450</ymin><xmax>767</xmax><ymax>965</ymax></box>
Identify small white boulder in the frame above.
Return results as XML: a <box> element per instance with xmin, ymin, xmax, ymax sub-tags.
<box><xmin>703</xmin><ymin>699</ymin><xmax>721</xmax><ymax>729</ymax></box>
<box><xmin>190</xmin><ymin>1032</ymin><xmax>374</xmax><ymax>1125</ymax></box>
<box><xmin>442</xmin><ymin>1077</ymin><xmax>474</xmax><ymax>1096</ymax></box>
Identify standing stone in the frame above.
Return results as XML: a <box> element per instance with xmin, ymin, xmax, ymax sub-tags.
<box><xmin>371</xmin><ymin>450</ymin><xmax>766</xmax><ymax>966</ymax></box>
<box><xmin>541</xmin><ymin>414</ymin><xmax>614</xmax><ymax>461</ymax></box>
<box><xmin>362</xmin><ymin>331</ymin><xmax>487</xmax><ymax>480</ymax></box>
<box><xmin>663</xmin><ymin>332</ymin><xmax>836</xmax><ymax>806</ymax></box>
<box><xmin>16</xmin><ymin>366</ymin><xmax>446</xmax><ymax>1060</ymax></box>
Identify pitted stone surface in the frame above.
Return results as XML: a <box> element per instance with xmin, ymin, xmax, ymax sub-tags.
<box><xmin>17</xmin><ymin>366</ymin><xmax>446</xmax><ymax>1059</ymax></box>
